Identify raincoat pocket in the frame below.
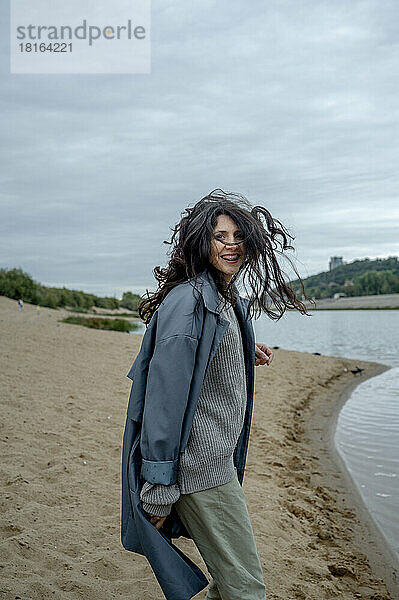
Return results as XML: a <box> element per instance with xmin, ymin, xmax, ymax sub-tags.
<box><xmin>128</xmin><ymin>429</ymin><xmax>142</xmax><ymax>495</ymax></box>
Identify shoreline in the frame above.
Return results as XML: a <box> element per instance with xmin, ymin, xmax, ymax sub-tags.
<box><xmin>1</xmin><ymin>295</ymin><xmax>398</xmax><ymax>599</ymax></box>
<box><xmin>304</xmin><ymin>361</ymin><xmax>399</xmax><ymax>597</ymax></box>
<box><xmin>240</xmin><ymin>348</ymin><xmax>399</xmax><ymax>599</ymax></box>
<box><xmin>301</xmin><ymin>306</ymin><xmax>399</xmax><ymax>311</ymax></box>
<box><xmin>302</xmin><ymin>292</ymin><xmax>399</xmax><ymax>311</ymax></box>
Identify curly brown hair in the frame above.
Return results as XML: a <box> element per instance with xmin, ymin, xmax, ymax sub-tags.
<box><xmin>138</xmin><ymin>189</ymin><xmax>313</xmax><ymax>325</ymax></box>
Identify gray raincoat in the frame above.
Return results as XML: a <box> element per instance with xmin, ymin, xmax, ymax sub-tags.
<box><xmin>121</xmin><ymin>268</ymin><xmax>256</xmax><ymax>600</ymax></box>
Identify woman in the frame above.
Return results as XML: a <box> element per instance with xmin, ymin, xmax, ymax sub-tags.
<box><xmin>122</xmin><ymin>189</ymin><xmax>310</xmax><ymax>600</ymax></box>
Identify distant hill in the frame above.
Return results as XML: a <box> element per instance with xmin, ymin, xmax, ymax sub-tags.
<box><xmin>290</xmin><ymin>256</ymin><xmax>399</xmax><ymax>300</ymax></box>
<box><xmin>0</xmin><ymin>267</ymin><xmax>142</xmax><ymax>311</ymax></box>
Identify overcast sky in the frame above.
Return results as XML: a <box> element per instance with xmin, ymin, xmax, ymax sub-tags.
<box><xmin>1</xmin><ymin>0</ymin><xmax>398</xmax><ymax>298</ymax></box>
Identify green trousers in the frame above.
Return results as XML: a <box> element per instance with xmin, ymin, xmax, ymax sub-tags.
<box><xmin>174</xmin><ymin>473</ymin><xmax>267</xmax><ymax>600</ymax></box>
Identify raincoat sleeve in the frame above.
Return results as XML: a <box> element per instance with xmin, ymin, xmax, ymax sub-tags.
<box><xmin>140</xmin><ymin>333</ymin><xmax>199</xmax><ymax>485</ymax></box>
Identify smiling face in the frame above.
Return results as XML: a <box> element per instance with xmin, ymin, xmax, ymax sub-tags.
<box><xmin>208</xmin><ymin>214</ymin><xmax>245</xmax><ymax>282</ymax></box>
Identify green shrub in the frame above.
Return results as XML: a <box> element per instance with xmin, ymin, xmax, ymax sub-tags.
<box><xmin>62</xmin><ymin>316</ymin><xmax>139</xmax><ymax>332</ymax></box>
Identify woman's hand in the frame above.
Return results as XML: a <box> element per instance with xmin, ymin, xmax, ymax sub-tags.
<box><xmin>255</xmin><ymin>343</ymin><xmax>273</xmax><ymax>366</ymax></box>
<box><xmin>149</xmin><ymin>514</ymin><xmax>167</xmax><ymax>530</ymax></box>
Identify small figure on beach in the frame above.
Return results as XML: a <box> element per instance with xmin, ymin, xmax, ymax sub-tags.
<box><xmin>17</xmin><ymin>299</ymin><xmax>23</xmax><ymax>311</ymax></box>
<box><xmin>121</xmin><ymin>189</ymin><xmax>312</xmax><ymax>600</ymax></box>
<box><xmin>351</xmin><ymin>365</ymin><xmax>365</xmax><ymax>375</ymax></box>
<box><xmin>36</xmin><ymin>305</ymin><xmax>40</xmax><ymax>315</ymax></box>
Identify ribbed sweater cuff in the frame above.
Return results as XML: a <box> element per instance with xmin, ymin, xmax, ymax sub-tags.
<box><xmin>141</xmin><ymin>501</ymin><xmax>173</xmax><ymax>517</ymax></box>
<box><xmin>140</xmin><ymin>480</ymin><xmax>180</xmax><ymax>517</ymax></box>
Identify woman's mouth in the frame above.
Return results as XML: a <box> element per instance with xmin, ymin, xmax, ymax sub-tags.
<box><xmin>220</xmin><ymin>253</ymin><xmax>240</xmax><ymax>264</ymax></box>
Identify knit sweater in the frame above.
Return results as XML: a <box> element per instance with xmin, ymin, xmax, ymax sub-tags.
<box><xmin>140</xmin><ymin>290</ymin><xmax>247</xmax><ymax>517</ymax></box>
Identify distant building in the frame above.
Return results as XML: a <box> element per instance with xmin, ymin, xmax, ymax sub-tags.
<box><xmin>328</xmin><ymin>281</ymin><xmax>338</xmax><ymax>287</ymax></box>
<box><xmin>333</xmin><ymin>292</ymin><xmax>346</xmax><ymax>300</ymax></box>
<box><xmin>329</xmin><ymin>256</ymin><xmax>343</xmax><ymax>270</ymax></box>
<box><xmin>344</xmin><ymin>280</ymin><xmax>354</xmax><ymax>287</ymax></box>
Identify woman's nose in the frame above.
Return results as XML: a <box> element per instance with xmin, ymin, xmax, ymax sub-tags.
<box><xmin>224</xmin><ymin>240</ymin><xmax>240</xmax><ymax>249</ymax></box>
<box><xmin>225</xmin><ymin>237</ymin><xmax>240</xmax><ymax>247</ymax></box>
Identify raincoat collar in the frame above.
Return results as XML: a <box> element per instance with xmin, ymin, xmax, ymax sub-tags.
<box><xmin>191</xmin><ymin>268</ymin><xmax>240</xmax><ymax>315</ymax></box>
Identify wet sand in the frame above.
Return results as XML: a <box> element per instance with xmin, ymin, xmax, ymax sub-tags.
<box><xmin>0</xmin><ymin>295</ymin><xmax>397</xmax><ymax>599</ymax></box>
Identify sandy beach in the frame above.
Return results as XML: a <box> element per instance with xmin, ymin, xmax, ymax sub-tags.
<box><xmin>1</xmin><ymin>295</ymin><xmax>397</xmax><ymax>600</ymax></box>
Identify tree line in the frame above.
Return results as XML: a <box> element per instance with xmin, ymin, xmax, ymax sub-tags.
<box><xmin>0</xmin><ymin>267</ymin><xmax>142</xmax><ymax>311</ymax></box>
<box><xmin>2</xmin><ymin>257</ymin><xmax>398</xmax><ymax>310</ymax></box>
<box><xmin>290</xmin><ymin>257</ymin><xmax>399</xmax><ymax>300</ymax></box>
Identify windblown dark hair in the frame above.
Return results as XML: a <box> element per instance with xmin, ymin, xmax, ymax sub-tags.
<box><xmin>138</xmin><ymin>189</ymin><xmax>314</xmax><ymax>325</ymax></box>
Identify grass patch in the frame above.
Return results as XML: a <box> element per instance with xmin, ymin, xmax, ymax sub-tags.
<box><xmin>93</xmin><ymin>311</ymin><xmax>139</xmax><ymax>317</ymax></box>
<box><xmin>62</xmin><ymin>316</ymin><xmax>139</xmax><ymax>332</ymax></box>
<box><xmin>65</xmin><ymin>308</ymin><xmax>138</xmax><ymax>317</ymax></box>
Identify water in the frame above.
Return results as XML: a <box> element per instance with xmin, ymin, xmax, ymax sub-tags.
<box><xmin>334</xmin><ymin>369</ymin><xmax>399</xmax><ymax>559</ymax></box>
<box><xmin>130</xmin><ymin>321</ymin><xmax>145</xmax><ymax>335</ymax></box>
<box><xmin>253</xmin><ymin>309</ymin><xmax>399</xmax><ymax>562</ymax></box>
<box><xmin>129</xmin><ymin>308</ymin><xmax>399</xmax><ymax>559</ymax></box>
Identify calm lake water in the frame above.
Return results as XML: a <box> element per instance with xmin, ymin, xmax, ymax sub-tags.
<box><xmin>253</xmin><ymin>309</ymin><xmax>399</xmax><ymax>563</ymax></box>
<box><xmin>130</xmin><ymin>309</ymin><xmax>399</xmax><ymax>561</ymax></box>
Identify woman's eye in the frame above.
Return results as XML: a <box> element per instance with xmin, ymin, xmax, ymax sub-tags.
<box><xmin>215</xmin><ymin>233</ymin><xmax>243</xmax><ymax>240</ymax></box>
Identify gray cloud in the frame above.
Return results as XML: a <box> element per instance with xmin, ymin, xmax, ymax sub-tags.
<box><xmin>1</xmin><ymin>0</ymin><xmax>398</xmax><ymax>297</ymax></box>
